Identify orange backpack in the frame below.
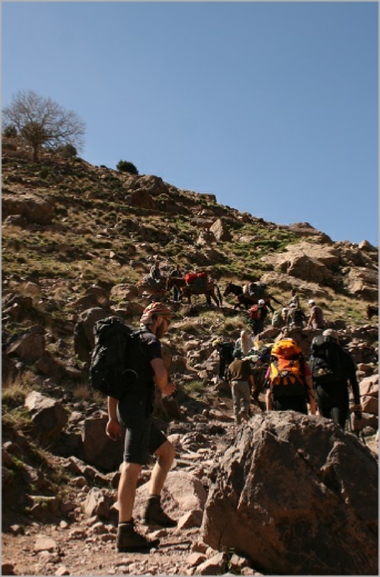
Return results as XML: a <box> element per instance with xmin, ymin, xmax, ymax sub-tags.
<box><xmin>269</xmin><ymin>339</ymin><xmax>307</xmax><ymax>400</ymax></box>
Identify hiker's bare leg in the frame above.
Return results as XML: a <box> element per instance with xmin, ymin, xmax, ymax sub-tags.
<box><xmin>149</xmin><ymin>440</ymin><xmax>175</xmax><ymax>496</ymax></box>
<box><xmin>266</xmin><ymin>389</ymin><xmax>273</xmax><ymax>411</ymax></box>
<box><xmin>118</xmin><ymin>462</ymin><xmax>142</xmax><ymax>522</ymax></box>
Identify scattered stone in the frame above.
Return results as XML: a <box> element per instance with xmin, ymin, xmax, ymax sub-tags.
<box><xmin>195</xmin><ymin>552</ymin><xmax>228</xmax><ymax>575</ymax></box>
<box><xmin>186</xmin><ymin>552</ymin><xmax>207</xmax><ymax>567</ymax></box>
<box><xmin>178</xmin><ymin>509</ymin><xmax>203</xmax><ymax>529</ymax></box>
<box><xmin>34</xmin><ymin>535</ymin><xmax>57</xmax><ymax>553</ymax></box>
<box><xmin>55</xmin><ymin>566</ymin><xmax>70</xmax><ymax>576</ymax></box>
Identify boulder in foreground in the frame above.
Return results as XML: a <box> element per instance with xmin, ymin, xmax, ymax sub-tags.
<box><xmin>201</xmin><ymin>411</ymin><xmax>378</xmax><ymax>575</ymax></box>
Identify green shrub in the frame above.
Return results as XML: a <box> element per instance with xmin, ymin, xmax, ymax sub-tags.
<box><xmin>183</xmin><ymin>380</ymin><xmax>206</xmax><ymax>397</ymax></box>
<box><xmin>56</xmin><ymin>143</ymin><xmax>77</xmax><ymax>158</ymax></box>
<box><xmin>116</xmin><ymin>160</ymin><xmax>139</xmax><ymax>175</ymax></box>
<box><xmin>39</xmin><ymin>167</ymin><xmax>50</xmax><ymax>179</ymax></box>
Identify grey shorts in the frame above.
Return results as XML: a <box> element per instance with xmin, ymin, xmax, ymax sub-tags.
<box><xmin>117</xmin><ymin>398</ymin><xmax>167</xmax><ymax>465</ymax></box>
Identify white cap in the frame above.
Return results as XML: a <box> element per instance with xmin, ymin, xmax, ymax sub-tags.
<box><xmin>258</xmin><ymin>299</ymin><xmax>265</xmax><ymax>306</ymax></box>
<box><xmin>308</xmin><ymin>299</ymin><xmax>315</xmax><ymax>305</ymax></box>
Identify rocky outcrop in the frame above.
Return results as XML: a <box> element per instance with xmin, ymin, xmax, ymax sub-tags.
<box><xmin>73</xmin><ymin>307</ymin><xmax>110</xmax><ymax>362</ymax></box>
<box><xmin>263</xmin><ymin>241</ymin><xmax>340</xmax><ymax>281</ymax></box>
<box><xmin>2</xmin><ymin>193</ymin><xmax>54</xmax><ymax>225</ymax></box>
<box><xmin>360</xmin><ymin>375</ymin><xmax>379</xmax><ymax>416</ymax></box>
<box><xmin>342</xmin><ymin>267</ymin><xmax>379</xmax><ymax>300</ymax></box>
<box><xmin>25</xmin><ymin>391</ymin><xmax>69</xmax><ymax>442</ymax></box>
<box><xmin>261</xmin><ymin>240</ymin><xmax>378</xmax><ymax>300</ymax></box>
<box><xmin>78</xmin><ymin>413</ymin><xmax>124</xmax><ymax>472</ymax></box>
<box><xmin>287</xmin><ymin>222</ymin><xmax>333</xmax><ymax>243</ymax></box>
<box><xmin>6</xmin><ymin>330</ymin><xmax>46</xmax><ymax>364</ymax></box>
<box><xmin>209</xmin><ymin>218</ymin><xmax>232</xmax><ymax>242</ymax></box>
<box><xmin>201</xmin><ymin>411</ymin><xmax>378</xmax><ymax>575</ymax></box>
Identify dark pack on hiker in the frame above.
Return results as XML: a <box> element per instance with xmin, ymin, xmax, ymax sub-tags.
<box><xmin>309</xmin><ymin>334</ymin><xmax>342</xmax><ymax>386</ymax></box>
<box><xmin>291</xmin><ymin>308</ymin><xmax>306</xmax><ymax>326</ymax></box>
<box><xmin>268</xmin><ymin>338</ymin><xmax>307</xmax><ymax>400</ymax></box>
<box><xmin>258</xmin><ymin>345</ymin><xmax>272</xmax><ymax>365</ymax></box>
<box><xmin>89</xmin><ymin>316</ymin><xmax>146</xmax><ymax>400</ymax></box>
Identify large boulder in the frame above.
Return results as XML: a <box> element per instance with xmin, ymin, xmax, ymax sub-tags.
<box><xmin>129</xmin><ymin>189</ymin><xmax>157</xmax><ymax>209</ymax></box>
<box><xmin>209</xmin><ymin>218</ymin><xmax>232</xmax><ymax>242</ymax></box>
<box><xmin>123</xmin><ymin>174</ymin><xmax>170</xmax><ymax>197</ymax></box>
<box><xmin>263</xmin><ymin>241</ymin><xmax>339</xmax><ymax>285</ymax></box>
<box><xmin>360</xmin><ymin>375</ymin><xmax>379</xmax><ymax>416</ymax></box>
<box><xmin>78</xmin><ymin>413</ymin><xmax>124</xmax><ymax>472</ymax></box>
<box><xmin>135</xmin><ymin>470</ymin><xmax>208</xmax><ymax>524</ymax></box>
<box><xmin>201</xmin><ymin>411</ymin><xmax>378</xmax><ymax>575</ymax></box>
<box><xmin>24</xmin><ymin>391</ymin><xmax>68</xmax><ymax>442</ymax></box>
<box><xmin>2</xmin><ymin>193</ymin><xmax>54</xmax><ymax>225</ymax></box>
<box><xmin>287</xmin><ymin>222</ymin><xmax>332</xmax><ymax>243</ymax></box>
<box><xmin>6</xmin><ymin>331</ymin><xmax>45</xmax><ymax>364</ymax></box>
<box><xmin>73</xmin><ymin>307</ymin><xmax>110</xmax><ymax>363</ymax></box>
<box><xmin>342</xmin><ymin>267</ymin><xmax>378</xmax><ymax>301</ymax></box>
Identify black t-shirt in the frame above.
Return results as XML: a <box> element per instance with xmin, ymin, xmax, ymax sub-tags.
<box><xmin>124</xmin><ymin>329</ymin><xmax>162</xmax><ymax>399</ymax></box>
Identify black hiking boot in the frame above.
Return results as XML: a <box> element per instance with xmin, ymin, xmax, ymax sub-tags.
<box><xmin>116</xmin><ymin>521</ymin><xmax>160</xmax><ymax>552</ymax></box>
<box><xmin>142</xmin><ymin>496</ymin><xmax>177</xmax><ymax>528</ymax></box>
<box><xmin>239</xmin><ymin>410</ymin><xmax>250</xmax><ymax>422</ymax></box>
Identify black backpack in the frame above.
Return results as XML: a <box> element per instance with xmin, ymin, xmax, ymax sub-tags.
<box><xmin>309</xmin><ymin>335</ymin><xmax>342</xmax><ymax>387</ymax></box>
<box><xmin>292</xmin><ymin>309</ymin><xmax>305</xmax><ymax>324</ymax></box>
<box><xmin>89</xmin><ymin>316</ymin><xmax>146</xmax><ymax>400</ymax></box>
<box><xmin>219</xmin><ymin>342</ymin><xmax>234</xmax><ymax>364</ymax></box>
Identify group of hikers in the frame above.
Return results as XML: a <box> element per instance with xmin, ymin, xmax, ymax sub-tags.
<box><xmin>214</xmin><ymin>326</ymin><xmax>362</xmax><ymax>429</ymax></box>
<box><xmin>248</xmin><ymin>289</ymin><xmax>325</xmax><ymax>335</ymax></box>
<box><xmin>149</xmin><ymin>263</ymin><xmax>326</xmax><ymax>336</ymax></box>
<box><xmin>102</xmin><ymin>283</ymin><xmax>362</xmax><ymax>555</ymax></box>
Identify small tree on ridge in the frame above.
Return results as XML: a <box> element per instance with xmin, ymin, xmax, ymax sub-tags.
<box><xmin>2</xmin><ymin>90</ymin><xmax>85</xmax><ymax>161</ymax></box>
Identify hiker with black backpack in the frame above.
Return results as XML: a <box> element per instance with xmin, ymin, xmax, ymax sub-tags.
<box><xmin>287</xmin><ymin>303</ymin><xmax>308</xmax><ymax>329</ymax></box>
<box><xmin>309</xmin><ymin>330</ymin><xmax>362</xmax><ymax>430</ymax></box>
<box><xmin>105</xmin><ymin>302</ymin><xmax>177</xmax><ymax>552</ymax></box>
<box><xmin>265</xmin><ymin>338</ymin><xmax>316</xmax><ymax>415</ymax></box>
<box><xmin>213</xmin><ymin>338</ymin><xmax>235</xmax><ymax>380</ymax></box>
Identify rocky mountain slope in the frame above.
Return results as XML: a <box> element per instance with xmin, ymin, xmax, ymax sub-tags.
<box><xmin>2</xmin><ymin>138</ymin><xmax>378</xmax><ymax>576</ymax></box>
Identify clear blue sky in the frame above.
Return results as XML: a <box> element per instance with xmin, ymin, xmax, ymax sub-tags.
<box><xmin>2</xmin><ymin>1</ymin><xmax>378</xmax><ymax>246</ymax></box>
